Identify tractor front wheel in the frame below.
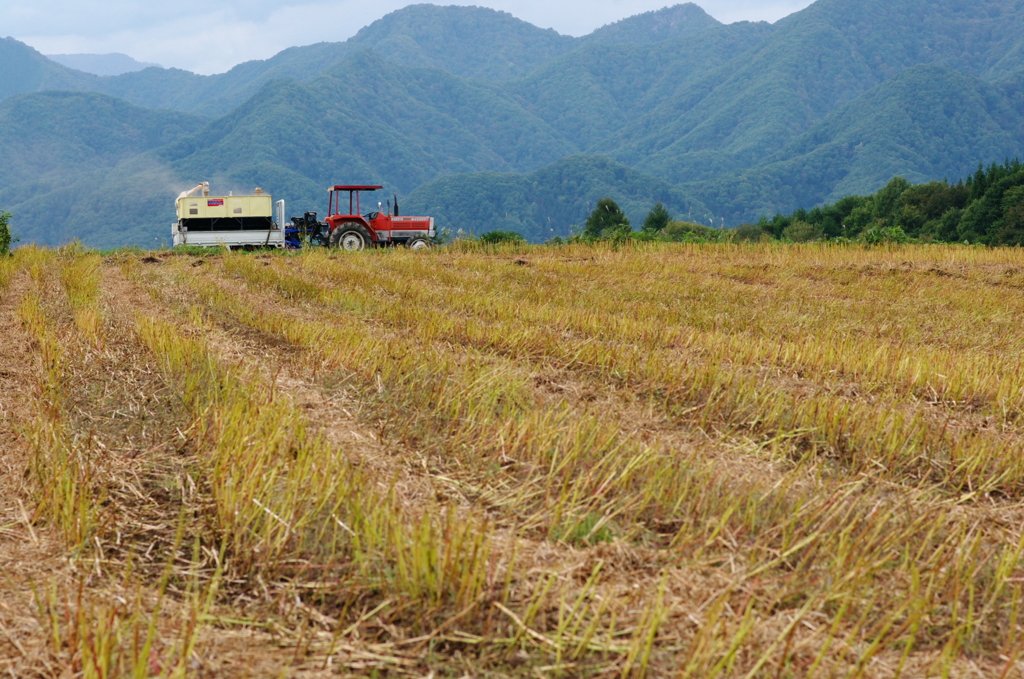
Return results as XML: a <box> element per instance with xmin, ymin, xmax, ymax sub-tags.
<box><xmin>330</xmin><ymin>225</ymin><xmax>368</xmax><ymax>251</ymax></box>
<box><xmin>406</xmin><ymin>237</ymin><xmax>431</xmax><ymax>251</ymax></box>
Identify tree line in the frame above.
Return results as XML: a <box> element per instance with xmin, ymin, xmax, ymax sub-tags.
<box><xmin>496</xmin><ymin>159</ymin><xmax>1024</xmax><ymax>246</ymax></box>
<box><xmin>749</xmin><ymin>160</ymin><xmax>1024</xmax><ymax>245</ymax></box>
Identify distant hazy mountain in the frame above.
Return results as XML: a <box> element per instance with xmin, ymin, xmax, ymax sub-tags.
<box><xmin>46</xmin><ymin>53</ymin><xmax>162</xmax><ymax>76</ymax></box>
<box><xmin>0</xmin><ymin>37</ymin><xmax>97</xmax><ymax>100</ymax></box>
<box><xmin>3</xmin><ymin>0</ymin><xmax>1024</xmax><ymax>246</ymax></box>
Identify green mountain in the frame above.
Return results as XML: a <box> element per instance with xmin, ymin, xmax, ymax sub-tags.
<box><xmin>0</xmin><ymin>91</ymin><xmax>206</xmax><ymax>247</ymax></box>
<box><xmin>339</xmin><ymin>4</ymin><xmax>575</xmax><ymax>81</ymax></box>
<box><xmin>404</xmin><ymin>155</ymin><xmax>710</xmax><ymax>241</ymax></box>
<box><xmin>506</xmin><ymin>22</ymin><xmax>773</xmax><ymax>150</ymax></box>
<box><xmin>164</xmin><ymin>52</ymin><xmax>575</xmax><ymax>195</ymax></box>
<box><xmin>0</xmin><ymin>52</ymin><xmax>579</xmax><ymax>248</ymax></box>
<box><xmin>606</xmin><ymin>0</ymin><xmax>1024</xmax><ymax>186</ymax></box>
<box><xmin>4</xmin><ymin>4</ymin><xmax>722</xmax><ymax>118</ymax></box>
<box><xmin>0</xmin><ymin>91</ymin><xmax>204</xmax><ymax>189</ymax></box>
<box><xmin>134</xmin><ymin>4</ymin><xmax>582</xmax><ymax>115</ymax></box>
<box><xmin>694</xmin><ymin>64</ymin><xmax>1024</xmax><ymax>222</ymax></box>
<box><xmin>581</xmin><ymin>4</ymin><xmax>720</xmax><ymax>45</ymax></box>
<box><xmin>2</xmin><ymin>5</ymin><xmax>578</xmax><ymax>117</ymax></box>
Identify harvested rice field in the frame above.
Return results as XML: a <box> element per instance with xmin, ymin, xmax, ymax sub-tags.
<box><xmin>3</xmin><ymin>241</ymin><xmax>1024</xmax><ymax>677</ymax></box>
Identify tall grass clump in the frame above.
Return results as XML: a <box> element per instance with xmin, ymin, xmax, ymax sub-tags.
<box><xmin>18</xmin><ymin>250</ymin><xmax>106</xmax><ymax>546</ymax></box>
<box><xmin>0</xmin><ymin>256</ymin><xmax>16</xmax><ymax>291</ymax></box>
<box><xmin>33</xmin><ymin>533</ymin><xmax>223</xmax><ymax>679</ymax></box>
<box><xmin>58</xmin><ymin>251</ymin><xmax>103</xmax><ymax>342</ymax></box>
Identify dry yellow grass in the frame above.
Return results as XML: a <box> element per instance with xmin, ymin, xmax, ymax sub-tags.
<box><xmin>3</xmin><ymin>242</ymin><xmax>1024</xmax><ymax>677</ymax></box>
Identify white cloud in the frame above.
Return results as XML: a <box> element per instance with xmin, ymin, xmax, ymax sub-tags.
<box><xmin>8</xmin><ymin>0</ymin><xmax>815</xmax><ymax>74</ymax></box>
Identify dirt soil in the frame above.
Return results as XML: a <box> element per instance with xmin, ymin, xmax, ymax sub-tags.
<box><xmin>0</xmin><ymin>270</ymin><xmax>69</xmax><ymax>676</ymax></box>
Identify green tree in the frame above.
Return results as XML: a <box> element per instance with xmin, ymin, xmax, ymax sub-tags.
<box><xmin>642</xmin><ymin>202</ymin><xmax>671</xmax><ymax>232</ymax></box>
<box><xmin>993</xmin><ymin>187</ymin><xmax>1024</xmax><ymax>246</ymax></box>
<box><xmin>584</xmin><ymin>198</ymin><xmax>631</xmax><ymax>239</ymax></box>
<box><xmin>872</xmin><ymin>177</ymin><xmax>912</xmax><ymax>224</ymax></box>
<box><xmin>0</xmin><ymin>211</ymin><xmax>14</xmax><ymax>255</ymax></box>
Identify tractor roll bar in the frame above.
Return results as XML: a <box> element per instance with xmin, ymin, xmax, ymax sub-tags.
<box><xmin>327</xmin><ymin>185</ymin><xmax>383</xmax><ymax>218</ymax></box>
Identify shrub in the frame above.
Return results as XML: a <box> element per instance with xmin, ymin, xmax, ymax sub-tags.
<box><xmin>861</xmin><ymin>223</ymin><xmax>910</xmax><ymax>245</ymax></box>
<box><xmin>782</xmin><ymin>220</ymin><xmax>823</xmax><ymax>242</ymax></box>
<box><xmin>479</xmin><ymin>230</ymin><xmax>526</xmax><ymax>244</ymax></box>
<box><xmin>661</xmin><ymin>221</ymin><xmax>722</xmax><ymax>242</ymax></box>
<box><xmin>732</xmin><ymin>223</ymin><xmax>769</xmax><ymax>242</ymax></box>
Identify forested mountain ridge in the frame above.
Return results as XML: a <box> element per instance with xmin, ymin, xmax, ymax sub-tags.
<box><xmin>160</xmin><ymin>52</ymin><xmax>577</xmax><ymax>199</ymax></box>
<box><xmin>694</xmin><ymin>64</ymin><xmax>1024</xmax><ymax>222</ymax></box>
<box><xmin>0</xmin><ymin>37</ymin><xmax>98</xmax><ymax>101</ymax></box>
<box><xmin>3</xmin><ymin>0</ymin><xmax>1024</xmax><ymax>246</ymax></box>
<box><xmin>1</xmin><ymin>3</ymin><xmax>724</xmax><ymax>117</ymax></box>
<box><xmin>604</xmin><ymin>0</ymin><xmax>1024</xmax><ymax>186</ymax></box>
<box><xmin>0</xmin><ymin>91</ymin><xmax>208</xmax><ymax>248</ymax></box>
<box><xmin>580</xmin><ymin>4</ymin><xmax>721</xmax><ymax>45</ymax></box>
<box><xmin>506</xmin><ymin>21</ymin><xmax>774</xmax><ymax>151</ymax></box>
<box><xmin>0</xmin><ymin>91</ymin><xmax>205</xmax><ymax>190</ymax></box>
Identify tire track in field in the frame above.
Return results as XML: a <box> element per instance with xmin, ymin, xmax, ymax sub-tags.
<box><xmin>96</xmin><ymin>258</ymin><xmax>325</xmax><ymax>677</ymax></box>
<box><xmin>0</xmin><ymin>268</ymin><xmax>76</xmax><ymax>676</ymax></box>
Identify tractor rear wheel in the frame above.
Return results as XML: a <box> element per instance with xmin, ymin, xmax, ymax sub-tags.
<box><xmin>406</xmin><ymin>237</ymin><xmax>431</xmax><ymax>251</ymax></box>
<box><xmin>330</xmin><ymin>224</ymin><xmax>368</xmax><ymax>251</ymax></box>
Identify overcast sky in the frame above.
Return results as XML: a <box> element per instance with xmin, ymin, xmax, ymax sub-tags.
<box><xmin>6</xmin><ymin>0</ymin><xmax>814</xmax><ymax>75</ymax></box>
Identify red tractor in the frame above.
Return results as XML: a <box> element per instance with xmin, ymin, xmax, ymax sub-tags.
<box><xmin>321</xmin><ymin>185</ymin><xmax>435</xmax><ymax>251</ymax></box>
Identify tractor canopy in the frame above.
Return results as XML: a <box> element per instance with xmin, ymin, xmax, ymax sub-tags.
<box><xmin>328</xmin><ymin>185</ymin><xmax>383</xmax><ymax>218</ymax></box>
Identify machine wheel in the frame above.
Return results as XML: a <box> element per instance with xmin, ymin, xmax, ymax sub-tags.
<box><xmin>406</xmin><ymin>237</ymin><xmax>431</xmax><ymax>251</ymax></box>
<box><xmin>329</xmin><ymin>224</ymin><xmax>368</xmax><ymax>251</ymax></box>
